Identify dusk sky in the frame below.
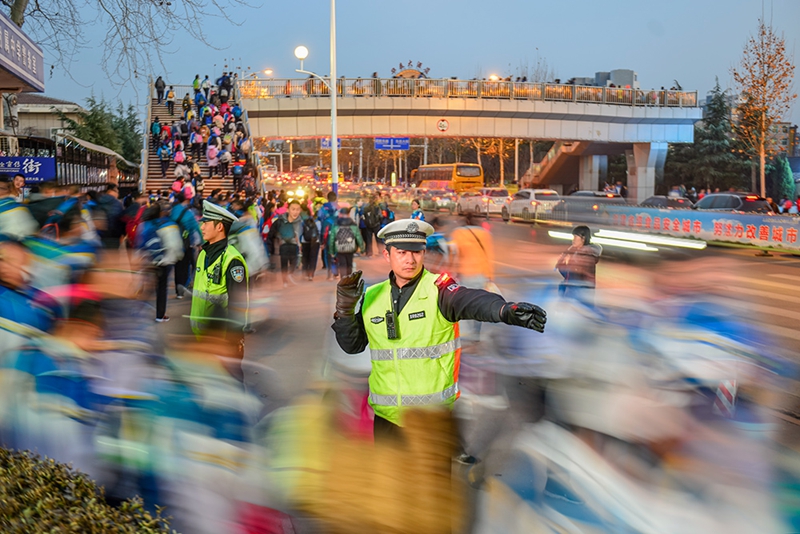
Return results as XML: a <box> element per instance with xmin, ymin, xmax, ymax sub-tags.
<box><xmin>42</xmin><ymin>0</ymin><xmax>800</xmax><ymax>125</ymax></box>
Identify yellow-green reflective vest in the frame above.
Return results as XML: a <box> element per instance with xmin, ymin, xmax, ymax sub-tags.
<box><xmin>191</xmin><ymin>244</ymin><xmax>248</xmax><ymax>335</ymax></box>
<box><xmin>361</xmin><ymin>269</ymin><xmax>461</xmax><ymax>426</ymax></box>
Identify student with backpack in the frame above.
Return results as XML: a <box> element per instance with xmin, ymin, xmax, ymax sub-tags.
<box><xmin>362</xmin><ymin>195</ymin><xmax>383</xmax><ymax>256</ymax></box>
<box><xmin>135</xmin><ymin>202</ymin><xmax>185</xmax><ymax>322</ymax></box>
<box><xmin>267</xmin><ymin>200</ymin><xmax>303</xmax><ymax>287</ymax></box>
<box><xmin>301</xmin><ymin>210</ymin><xmax>321</xmax><ymax>281</ymax></box>
<box><xmin>166</xmin><ymin>86</ymin><xmax>176</xmax><ymax>115</ymax></box>
<box><xmin>170</xmin><ymin>192</ymin><xmax>202</xmax><ymax>298</ymax></box>
<box><xmin>157</xmin><ymin>142</ymin><xmax>172</xmax><ymax>178</ymax></box>
<box><xmin>328</xmin><ymin>207</ymin><xmax>364</xmax><ymax>277</ymax></box>
<box><xmin>150</xmin><ymin>117</ymin><xmax>162</xmax><ymax>148</ymax></box>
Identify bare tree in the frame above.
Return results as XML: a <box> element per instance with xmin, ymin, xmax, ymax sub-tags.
<box><xmin>517</xmin><ymin>49</ymin><xmax>557</xmax><ymax>83</ymax></box>
<box><xmin>731</xmin><ymin>19</ymin><xmax>796</xmax><ymax>196</ymax></box>
<box><xmin>3</xmin><ymin>0</ymin><xmax>253</xmax><ymax>87</ymax></box>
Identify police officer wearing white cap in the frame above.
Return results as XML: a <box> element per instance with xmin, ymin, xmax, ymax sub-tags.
<box><xmin>190</xmin><ymin>200</ymin><xmax>249</xmax><ymax>346</ymax></box>
<box><xmin>332</xmin><ymin>218</ymin><xmax>547</xmax><ymax>440</ymax></box>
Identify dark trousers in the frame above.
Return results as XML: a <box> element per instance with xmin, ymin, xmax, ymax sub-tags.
<box><xmin>336</xmin><ymin>252</ymin><xmax>354</xmax><ymax>277</ymax></box>
<box><xmin>155</xmin><ymin>265</ymin><xmax>170</xmax><ymax>319</ymax></box>
<box><xmin>203</xmin><ymin>88</ymin><xmax>209</xmax><ymax>101</ymax></box>
<box><xmin>174</xmin><ymin>246</ymin><xmax>192</xmax><ymax>293</ymax></box>
<box><xmin>156</xmin><ymin>89</ymin><xmax>164</xmax><ymax>103</ymax></box>
<box><xmin>302</xmin><ymin>241</ymin><xmax>320</xmax><ymax>278</ymax></box>
<box><xmin>364</xmin><ymin>226</ymin><xmax>381</xmax><ymax>256</ymax></box>
<box><xmin>166</xmin><ymin>101</ymin><xmax>174</xmax><ymax>115</ymax></box>
<box><xmin>279</xmin><ymin>243</ymin><xmax>299</xmax><ymax>282</ymax></box>
<box><xmin>192</xmin><ymin>143</ymin><xmax>202</xmax><ymax>161</ymax></box>
<box><xmin>160</xmin><ymin>159</ymin><xmax>169</xmax><ymax>178</ymax></box>
<box><xmin>374</xmin><ymin>415</ymin><xmax>404</xmax><ymax>444</ymax></box>
<box><xmin>360</xmin><ymin>227</ymin><xmax>372</xmax><ymax>256</ymax></box>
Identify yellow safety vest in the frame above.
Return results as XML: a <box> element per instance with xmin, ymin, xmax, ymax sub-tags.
<box><xmin>361</xmin><ymin>269</ymin><xmax>460</xmax><ymax>426</ymax></box>
<box><xmin>191</xmin><ymin>244</ymin><xmax>248</xmax><ymax>335</ymax></box>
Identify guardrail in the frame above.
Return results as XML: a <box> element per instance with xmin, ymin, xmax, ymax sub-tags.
<box><xmin>235</xmin><ymin>78</ymin><xmax>698</xmax><ymax>108</ymax></box>
<box><xmin>521</xmin><ymin>201</ymin><xmax>800</xmax><ymax>252</ymax></box>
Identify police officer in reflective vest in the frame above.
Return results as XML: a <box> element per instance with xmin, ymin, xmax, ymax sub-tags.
<box><xmin>191</xmin><ymin>201</ymin><xmax>249</xmax><ymax>345</ymax></box>
<box><xmin>332</xmin><ymin>219</ymin><xmax>547</xmax><ymax>439</ymax></box>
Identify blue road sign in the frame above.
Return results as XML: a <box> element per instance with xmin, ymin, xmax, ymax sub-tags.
<box><xmin>374</xmin><ymin>137</ymin><xmax>410</xmax><ymax>150</ymax></box>
<box><xmin>320</xmin><ymin>138</ymin><xmax>342</xmax><ymax>149</ymax></box>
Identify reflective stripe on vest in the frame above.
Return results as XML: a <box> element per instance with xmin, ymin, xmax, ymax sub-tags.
<box><xmin>370</xmin><ymin>338</ymin><xmax>461</xmax><ymax>361</ymax></box>
<box><xmin>191</xmin><ymin>290</ymin><xmax>228</xmax><ymax>306</ymax></box>
<box><xmin>190</xmin><ymin>244</ymin><xmax>248</xmax><ymax>334</ymax></box>
<box><xmin>361</xmin><ymin>270</ymin><xmax>460</xmax><ymax>426</ymax></box>
<box><xmin>369</xmin><ymin>383</ymin><xmax>459</xmax><ymax>407</ymax></box>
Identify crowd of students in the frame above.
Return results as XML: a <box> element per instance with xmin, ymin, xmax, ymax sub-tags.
<box><xmin>150</xmin><ymin>72</ymin><xmax>252</xmax><ymax>189</ymax></box>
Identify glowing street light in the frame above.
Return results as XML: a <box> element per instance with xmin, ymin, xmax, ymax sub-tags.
<box><xmin>292</xmin><ymin>0</ymin><xmax>339</xmax><ymax>195</ymax></box>
<box><xmin>263</xmin><ymin>69</ymin><xmax>274</xmax><ymax>76</ymax></box>
<box><xmin>489</xmin><ymin>74</ymin><xmax>500</xmax><ymax>81</ymax></box>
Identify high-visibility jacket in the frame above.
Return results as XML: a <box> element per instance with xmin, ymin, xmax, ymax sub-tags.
<box><xmin>361</xmin><ymin>269</ymin><xmax>460</xmax><ymax>426</ymax></box>
<box><xmin>191</xmin><ymin>244</ymin><xmax>248</xmax><ymax>335</ymax></box>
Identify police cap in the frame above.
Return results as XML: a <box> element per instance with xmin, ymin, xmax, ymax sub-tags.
<box><xmin>377</xmin><ymin>219</ymin><xmax>434</xmax><ymax>251</ymax></box>
<box><xmin>200</xmin><ymin>200</ymin><xmax>238</xmax><ymax>224</ymax></box>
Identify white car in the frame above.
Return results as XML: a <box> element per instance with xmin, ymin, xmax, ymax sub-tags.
<box><xmin>502</xmin><ymin>189</ymin><xmax>560</xmax><ymax>221</ymax></box>
<box><xmin>456</xmin><ymin>188</ymin><xmax>510</xmax><ymax>217</ymax></box>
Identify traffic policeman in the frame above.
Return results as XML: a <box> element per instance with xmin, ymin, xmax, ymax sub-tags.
<box><xmin>190</xmin><ymin>201</ymin><xmax>249</xmax><ymax>346</ymax></box>
<box><xmin>332</xmin><ymin>219</ymin><xmax>547</xmax><ymax>438</ymax></box>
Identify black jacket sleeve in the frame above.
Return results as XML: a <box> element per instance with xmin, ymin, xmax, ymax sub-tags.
<box><xmin>437</xmin><ymin>282</ymin><xmax>506</xmax><ymax>323</ymax></box>
<box><xmin>332</xmin><ymin>305</ymin><xmax>369</xmax><ymax>354</ymax></box>
<box><xmin>225</xmin><ymin>258</ymin><xmax>249</xmax><ymax>326</ymax></box>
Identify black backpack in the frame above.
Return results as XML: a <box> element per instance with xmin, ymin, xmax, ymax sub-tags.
<box><xmin>335</xmin><ymin>225</ymin><xmax>357</xmax><ymax>253</ymax></box>
<box><xmin>302</xmin><ymin>217</ymin><xmax>319</xmax><ymax>243</ymax></box>
<box><xmin>365</xmin><ymin>205</ymin><xmax>382</xmax><ymax>229</ymax></box>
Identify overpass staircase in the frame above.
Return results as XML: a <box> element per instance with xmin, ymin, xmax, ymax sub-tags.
<box><xmin>142</xmin><ymin>92</ymin><xmax>236</xmax><ymax>194</ymax></box>
<box><xmin>525</xmin><ymin>141</ymin><xmax>589</xmax><ymax>188</ymax></box>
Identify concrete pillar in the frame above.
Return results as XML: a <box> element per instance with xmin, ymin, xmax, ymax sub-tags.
<box><xmin>578</xmin><ymin>155</ymin><xmax>608</xmax><ymax>191</ymax></box>
<box><xmin>626</xmin><ymin>142</ymin><xmax>667</xmax><ymax>202</ymax></box>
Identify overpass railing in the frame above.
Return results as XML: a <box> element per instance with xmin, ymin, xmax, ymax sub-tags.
<box><xmin>237</xmin><ymin>78</ymin><xmax>697</xmax><ymax>107</ymax></box>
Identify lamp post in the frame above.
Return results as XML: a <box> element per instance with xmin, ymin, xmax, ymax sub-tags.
<box><xmin>293</xmin><ymin>0</ymin><xmax>339</xmax><ymax>195</ymax></box>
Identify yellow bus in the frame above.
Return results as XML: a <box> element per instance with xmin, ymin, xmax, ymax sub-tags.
<box><xmin>412</xmin><ymin>163</ymin><xmax>483</xmax><ymax>193</ymax></box>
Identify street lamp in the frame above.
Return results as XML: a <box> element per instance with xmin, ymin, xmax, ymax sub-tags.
<box><xmin>292</xmin><ymin>0</ymin><xmax>339</xmax><ymax>195</ymax></box>
<box><xmin>263</xmin><ymin>69</ymin><xmax>274</xmax><ymax>76</ymax></box>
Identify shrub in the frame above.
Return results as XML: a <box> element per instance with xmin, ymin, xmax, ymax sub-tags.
<box><xmin>0</xmin><ymin>448</ymin><xmax>175</xmax><ymax>533</ymax></box>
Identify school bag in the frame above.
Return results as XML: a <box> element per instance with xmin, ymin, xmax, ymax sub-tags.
<box><xmin>335</xmin><ymin>226</ymin><xmax>357</xmax><ymax>254</ymax></box>
<box><xmin>364</xmin><ymin>205</ymin><xmax>382</xmax><ymax>228</ymax></box>
<box><xmin>302</xmin><ymin>216</ymin><xmax>319</xmax><ymax>243</ymax></box>
<box><xmin>174</xmin><ymin>150</ymin><xmax>185</xmax><ymax>163</ymax></box>
<box><xmin>152</xmin><ymin>220</ymin><xmax>184</xmax><ymax>266</ymax></box>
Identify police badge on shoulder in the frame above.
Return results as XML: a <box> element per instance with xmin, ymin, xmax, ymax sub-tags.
<box><xmin>230</xmin><ymin>265</ymin><xmax>245</xmax><ymax>283</ymax></box>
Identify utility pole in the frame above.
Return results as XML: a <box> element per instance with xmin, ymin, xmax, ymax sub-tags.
<box><xmin>514</xmin><ymin>138</ymin><xmax>519</xmax><ymax>184</ymax></box>
<box><xmin>423</xmin><ymin>137</ymin><xmax>428</xmax><ymax>165</ymax></box>
<box><xmin>359</xmin><ymin>139</ymin><xmax>363</xmax><ymax>182</ymax></box>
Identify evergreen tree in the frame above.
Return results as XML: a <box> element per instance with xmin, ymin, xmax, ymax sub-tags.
<box><xmin>55</xmin><ymin>96</ymin><xmax>141</xmax><ymax>165</ymax></box>
<box><xmin>664</xmin><ymin>79</ymin><xmax>749</xmax><ymax>191</ymax></box>
<box><xmin>112</xmin><ymin>103</ymin><xmax>142</xmax><ymax>165</ymax></box>
<box><xmin>775</xmin><ymin>155</ymin><xmax>795</xmax><ymax>200</ymax></box>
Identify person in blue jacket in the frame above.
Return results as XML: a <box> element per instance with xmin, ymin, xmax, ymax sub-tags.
<box><xmin>410</xmin><ymin>199</ymin><xmax>425</xmax><ymax>221</ymax></box>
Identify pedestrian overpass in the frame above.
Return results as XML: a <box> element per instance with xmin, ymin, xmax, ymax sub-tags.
<box><xmin>239</xmin><ymin>78</ymin><xmax>702</xmax><ymax>201</ymax></box>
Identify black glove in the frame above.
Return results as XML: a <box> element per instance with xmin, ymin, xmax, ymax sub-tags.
<box><xmin>501</xmin><ymin>302</ymin><xmax>547</xmax><ymax>333</ymax></box>
<box><xmin>335</xmin><ymin>270</ymin><xmax>364</xmax><ymax>318</ymax></box>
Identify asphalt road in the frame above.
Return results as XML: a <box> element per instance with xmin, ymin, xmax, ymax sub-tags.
<box><xmin>156</xmin><ymin>209</ymin><xmax>800</xmax><ymax>445</ymax></box>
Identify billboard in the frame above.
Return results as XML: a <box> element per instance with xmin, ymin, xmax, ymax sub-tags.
<box><xmin>0</xmin><ymin>156</ymin><xmax>56</xmax><ymax>182</ymax></box>
<box><xmin>0</xmin><ymin>10</ymin><xmax>44</xmax><ymax>92</ymax></box>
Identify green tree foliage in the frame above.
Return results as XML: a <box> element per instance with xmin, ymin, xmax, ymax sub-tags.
<box><xmin>773</xmin><ymin>155</ymin><xmax>795</xmax><ymax>200</ymax></box>
<box><xmin>56</xmin><ymin>96</ymin><xmax>141</xmax><ymax>164</ymax></box>
<box><xmin>664</xmin><ymin>80</ymin><xmax>749</xmax><ymax>191</ymax></box>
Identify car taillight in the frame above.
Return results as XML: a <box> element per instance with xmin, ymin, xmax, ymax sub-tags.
<box><xmin>606</xmin><ymin>193</ymin><xmax>614</xmax><ymax>198</ymax></box>
<box><xmin>745</xmin><ymin>195</ymin><xmax>759</xmax><ymax>201</ymax></box>
<box><xmin>482</xmin><ymin>197</ymin><xmax>490</xmax><ymax>203</ymax></box>
<box><xmin>592</xmin><ymin>204</ymin><xmax>598</xmax><ymax>211</ymax></box>
<box><xmin>531</xmin><ymin>200</ymin><xmax>538</xmax><ymax>206</ymax></box>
